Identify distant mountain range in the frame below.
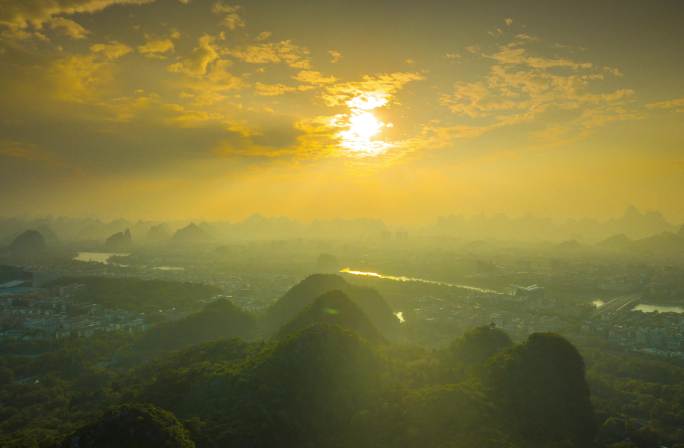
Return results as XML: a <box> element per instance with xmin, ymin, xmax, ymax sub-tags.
<box><xmin>597</xmin><ymin>227</ymin><xmax>684</xmax><ymax>256</ymax></box>
<box><xmin>432</xmin><ymin>206</ymin><xmax>679</xmax><ymax>241</ymax></box>
<box><xmin>0</xmin><ymin>206</ymin><xmax>680</xmax><ymax>244</ymax></box>
<box><xmin>105</xmin><ymin>228</ymin><xmax>132</xmax><ymax>251</ymax></box>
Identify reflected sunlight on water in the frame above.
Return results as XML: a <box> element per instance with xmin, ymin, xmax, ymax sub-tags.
<box><xmin>339</xmin><ymin>267</ymin><xmax>503</xmax><ymax>295</ymax></box>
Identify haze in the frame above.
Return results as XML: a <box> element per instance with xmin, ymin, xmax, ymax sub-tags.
<box><xmin>1</xmin><ymin>0</ymin><xmax>683</xmax><ymax>223</ymax></box>
<box><xmin>4</xmin><ymin>3</ymin><xmax>684</xmax><ymax>446</ymax></box>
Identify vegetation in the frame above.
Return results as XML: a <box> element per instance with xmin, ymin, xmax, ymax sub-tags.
<box><xmin>56</xmin><ymin>403</ymin><xmax>195</xmax><ymax>448</ymax></box>
<box><xmin>49</xmin><ymin>277</ymin><xmax>220</xmax><ymax>313</ymax></box>
<box><xmin>484</xmin><ymin>333</ymin><xmax>597</xmax><ymax>445</ymax></box>
<box><xmin>136</xmin><ymin>299</ymin><xmax>257</xmax><ymax>354</ymax></box>
<box><xmin>1</xmin><ymin>276</ymin><xmax>683</xmax><ymax>447</ymax></box>
<box><xmin>449</xmin><ymin>324</ymin><xmax>513</xmax><ymax>373</ymax></box>
<box><xmin>265</xmin><ymin>274</ymin><xmax>399</xmax><ymax>338</ymax></box>
<box><xmin>275</xmin><ymin>290</ymin><xmax>384</xmax><ymax>342</ymax></box>
<box><xmin>9</xmin><ymin>230</ymin><xmax>46</xmax><ymax>258</ymax></box>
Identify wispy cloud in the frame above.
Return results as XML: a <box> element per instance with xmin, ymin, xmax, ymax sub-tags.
<box><xmin>212</xmin><ymin>2</ymin><xmax>245</xmax><ymax>30</ymax></box>
<box><xmin>90</xmin><ymin>41</ymin><xmax>132</xmax><ymax>60</ymax></box>
<box><xmin>224</xmin><ymin>39</ymin><xmax>311</xmax><ymax>69</ymax></box>
<box><xmin>0</xmin><ymin>0</ymin><xmax>154</xmax><ymax>30</ymax></box>
<box><xmin>138</xmin><ymin>37</ymin><xmax>175</xmax><ymax>58</ymax></box>
<box><xmin>328</xmin><ymin>49</ymin><xmax>342</xmax><ymax>63</ymax></box>
<box><xmin>48</xmin><ymin>17</ymin><xmax>89</xmax><ymax>39</ymax></box>
<box><xmin>647</xmin><ymin>97</ymin><xmax>684</xmax><ymax>112</ymax></box>
<box><xmin>0</xmin><ymin>140</ymin><xmax>75</xmax><ymax>172</ymax></box>
<box><xmin>439</xmin><ymin>32</ymin><xmax>637</xmax><ymax>143</ymax></box>
<box><xmin>168</xmin><ymin>34</ymin><xmax>218</xmax><ymax>76</ymax></box>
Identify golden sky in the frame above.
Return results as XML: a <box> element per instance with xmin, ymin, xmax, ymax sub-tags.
<box><xmin>0</xmin><ymin>0</ymin><xmax>683</xmax><ymax>223</ymax></box>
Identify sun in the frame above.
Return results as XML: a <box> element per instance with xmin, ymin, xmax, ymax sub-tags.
<box><xmin>335</xmin><ymin>92</ymin><xmax>394</xmax><ymax>157</ymax></box>
<box><xmin>349</xmin><ymin>111</ymin><xmax>382</xmax><ymax>140</ymax></box>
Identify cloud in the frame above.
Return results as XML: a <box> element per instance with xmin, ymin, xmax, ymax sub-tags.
<box><xmin>173</xmin><ymin>59</ymin><xmax>244</xmax><ymax>108</ymax></box>
<box><xmin>225</xmin><ymin>39</ymin><xmax>311</xmax><ymax>69</ymax></box>
<box><xmin>0</xmin><ymin>140</ymin><xmax>72</xmax><ymax>171</ymax></box>
<box><xmin>47</xmin><ymin>53</ymin><xmax>118</xmax><ymax>103</ymax></box>
<box><xmin>256</xmin><ymin>31</ymin><xmax>271</xmax><ymax>41</ymax></box>
<box><xmin>254</xmin><ymin>82</ymin><xmax>297</xmax><ymax>96</ymax></box>
<box><xmin>0</xmin><ymin>140</ymin><xmax>51</xmax><ymax>161</ymax></box>
<box><xmin>111</xmin><ymin>97</ymin><xmax>154</xmax><ymax>124</ymax></box>
<box><xmin>212</xmin><ymin>1</ymin><xmax>245</xmax><ymax>30</ymax></box>
<box><xmin>48</xmin><ymin>17</ymin><xmax>88</xmax><ymax>39</ymax></box>
<box><xmin>168</xmin><ymin>34</ymin><xmax>218</xmax><ymax>76</ymax></box>
<box><xmin>646</xmin><ymin>97</ymin><xmax>684</xmax><ymax>113</ymax></box>
<box><xmin>138</xmin><ymin>37</ymin><xmax>175</xmax><ymax>58</ymax></box>
<box><xmin>90</xmin><ymin>41</ymin><xmax>132</xmax><ymax>60</ymax></box>
<box><xmin>489</xmin><ymin>44</ymin><xmax>593</xmax><ymax>70</ymax></box>
<box><xmin>0</xmin><ymin>0</ymin><xmax>154</xmax><ymax>30</ymax></box>
<box><xmin>293</xmin><ymin>70</ymin><xmax>336</xmax><ymax>85</ymax></box>
<box><xmin>321</xmin><ymin>71</ymin><xmax>424</xmax><ymax>107</ymax></box>
<box><xmin>328</xmin><ymin>49</ymin><xmax>342</xmax><ymax>63</ymax></box>
<box><xmin>253</xmin><ymin>71</ymin><xmax>336</xmax><ymax>97</ymax></box>
<box><xmin>287</xmin><ymin>72</ymin><xmax>425</xmax><ymax>159</ymax></box>
<box><xmin>439</xmin><ymin>34</ymin><xmax>636</xmax><ymax>142</ymax></box>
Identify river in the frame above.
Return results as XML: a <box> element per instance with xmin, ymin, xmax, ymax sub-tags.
<box><xmin>632</xmin><ymin>304</ymin><xmax>684</xmax><ymax>314</ymax></box>
<box><xmin>73</xmin><ymin>252</ymin><xmax>128</xmax><ymax>264</ymax></box>
<box><xmin>339</xmin><ymin>268</ymin><xmax>504</xmax><ymax>295</ymax></box>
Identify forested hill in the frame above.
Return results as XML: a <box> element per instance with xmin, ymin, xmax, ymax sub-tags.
<box><xmin>264</xmin><ymin>273</ymin><xmax>400</xmax><ymax>338</ymax></box>
<box><xmin>1</xmin><ymin>275</ymin><xmax>681</xmax><ymax>447</ymax></box>
<box><xmin>39</xmin><ymin>324</ymin><xmax>596</xmax><ymax>448</ymax></box>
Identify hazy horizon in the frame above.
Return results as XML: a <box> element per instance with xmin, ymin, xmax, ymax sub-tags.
<box><xmin>2</xmin><ymin>3</ymin><xmax>684</xmax><ymax>447</ymax></box>
<box><xmin>1</xmin><ymin>203</ymin><xmax>681</xmax><ymax>226</ymax></box>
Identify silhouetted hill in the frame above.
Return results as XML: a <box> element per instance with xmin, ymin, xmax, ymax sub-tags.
<box><xmin>433</xmin><ymin>206</ymin><xmax>676</xmax><ymax>241</ymax></box>
<box><xmin>244</xmin><ymin>324</ymin><xmax>384</xmax><ymax>446</ymax></box>
<box><xmin>137</xmin><ymin>299</ymin><xmax>256</xmax><ymax>353</ymax></box>
<box><xmin>597</xmin><ymin>231</ymin><xmax>684</xmax><ymax>258</ymax></box>
<box><xmin>32</xmin><ymin>224</ymin><xmax>59</xmax><ymax>245</ymax></box>
<box><xmin>9</xmin><ymin>229</ymin><xmax>46</xmax><ymax>257</ymax></box>
<box><xmin>265</xmin><ymin>274</ymin><xmax>399</xmax><ymax>338</ymax></box>
<box><xmin>614</xmin><ymin>205</ymin><xmax>673</xmax><ymax>238</ymax></box>
<box><xmin>105</xmin><ymin>228</ymin><xmax>132</xmax><ymax>251</ymax></box>
<box><xmin>484</xmin><ymin>332</ymin><xmax>596</xmax><ymax>445</ymax></box>
<box><xmin>172</xmin><ymin>223</ymin><xmax>210</xmax><ymax>244</ymax></box>
<box><xmin>632</xmin><ymin>231</ymin><xmax>684</xmax><ymax>256</ymax></box>
<box><xmin>0</xmin><ymin>313</ymin><xmax>606</xmax><ymax>448</ymax></box>
<box><xmin>449</xmin><ymin>325</ymin><xmax>513</xmax><ymax>369</ymax></box>
<box><xmin>136</xmin><ymin>324</ymin><xmax>384</xmax><ymax>447</ymax></box>
<box><xmin>276</xmin><ymin>290</ymin><xmax>383</xmax><ymax>342</ymax></box>
<box><xmin>147</xmin><ymin>223</ymin><xmax>170</xmax><ymax>242</ymax></box>
<box><xmin>57</xmin><ymin>404</ymin><xmax>195</xmax><ymax>448</ymax></box>
<box><xmin>78</xmin><ymin>218</ymin><xmax>131</xmax><ymax>241</ymax></box>
<box><xmin>597</xmin><ymin>233</ymin><xmax>632</xmax><ymax>250</ymax></box>
<box><xmin>401</xmin><ymin>383</ymin><xmax>513</xmax><ymax>447</ymax></box>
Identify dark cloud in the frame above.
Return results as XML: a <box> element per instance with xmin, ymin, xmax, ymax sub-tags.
<box><xmin>0</xmin><ymin>0</ymin><xmax>155</xmax><ymax>29</ymax></box>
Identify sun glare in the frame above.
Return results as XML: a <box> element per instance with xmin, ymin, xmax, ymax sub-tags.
<box><xmin>336</xmin><ymin>92</ymin><xmax>394</xmax><ymax>157</ymax></box>
<box><xmin>349</xmin><ymin>112</ymin><xmax>382</xmax><ymax>140</ymax></box>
